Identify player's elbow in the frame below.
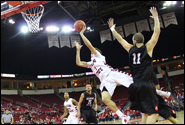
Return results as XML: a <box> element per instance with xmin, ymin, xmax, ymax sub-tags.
<box><xmin>76</xmin><ymin>61</ymin><xmax>81</xmax><ymax>66</ymax></box>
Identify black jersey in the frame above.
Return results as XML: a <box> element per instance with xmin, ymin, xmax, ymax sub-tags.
<box><xmin>129</xmin><ymin>45</ymin><xmax>153</xmax><ymax>82</ymax></box>
<box><xmin>151</xmin><ymin>71</ymin><xmax>159</xmax><ymax>85</ymax></box>
<box><xmin>81</xmin><ymin>92</ymin><xmax>95</xmax><ymax>110</ymax></box>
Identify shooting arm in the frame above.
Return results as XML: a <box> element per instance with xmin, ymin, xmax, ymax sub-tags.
<box><xmin>80</xmin><ymin>26</ymin><xmax>97</xmax><ymax>54</ymax></box>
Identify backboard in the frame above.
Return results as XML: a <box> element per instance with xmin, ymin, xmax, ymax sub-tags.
<box><xmin>1</xmin><ymin>1</ymin><xmax>50</xmax><ymax>19</ymax></box>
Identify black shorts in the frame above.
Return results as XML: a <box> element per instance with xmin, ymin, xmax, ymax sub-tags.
<box><xmin>128</xmin><ymin>80</ymin><xmax>158</xmax><ymax>114</ymax></box>
<box><xmin>101</xmin><ymin>86</ymin><xmax>108</xmax><ymax>92</ymax></box>
<box><xmin>80</xmin><ymin>109</ymin><xmax>98</xmax><ymax>123</ymax></box>
<box><xmin>157</xmin><ymin>95</ymin><xmax>176</xmax><ymax>119</ymax></box>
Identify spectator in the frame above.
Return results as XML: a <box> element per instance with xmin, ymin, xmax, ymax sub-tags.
<box><xmin>16</xmin><ymin>106</ymin><xmax>21</xmax><ymax>111</ymax></box>
<box><xmin>98</xmin><ymin>114</ymin><xmax>103</xmax><ymax>122</ymax></box>
<box><xmin>113</xmin><ymin>113</ymin><xmax>118</xmax><ymax>120</ymax></box>
<box><xmin>40</xmin><ymin>119</ymin><xmax>44</xmax><ymax>124</ymax></box>
<box><xmin>105</xmin><ymin>113</ymin><xmax>109</xmax><ymax>122</ymax></box>
<box><xmin>30</xmin><ymin>117</ymin><xmax>35</xmax><ymax>124</ymax></box>
<box><xmin>25</xmin><ymin>109</ymin><xmax>29</xmax><ymax>115</ymax></box>
<box><xmin>108</xmin><ymin>112</ymin><xmax>113</xmax><ymax>121</ymax></box>
<box><xmin>55</xmin><ymin>115</ymin><xmax>60</xmax><ymax>121</ymax></box>
<box><xmin>130</xmin><ymin>110</ymin><xmax>136</xmax><ymax>119</ymax></box>
<box><xmin>28</xmin><ymin>112</ymin><xmax>32</xmax><ymax>121</ymax></box>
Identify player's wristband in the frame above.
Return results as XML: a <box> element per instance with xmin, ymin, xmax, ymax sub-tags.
<box><xmin>110</xmin><ymin>25</ymin><xmax>115</xmax><ymax>32</ymax></box>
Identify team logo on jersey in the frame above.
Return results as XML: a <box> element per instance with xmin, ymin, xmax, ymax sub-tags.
<box><xmin>66</xmin><ymin>104</ymin><xmax>71</xmax><ymax>108</ymax></box>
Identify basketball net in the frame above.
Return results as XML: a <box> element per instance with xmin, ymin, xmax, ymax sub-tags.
<box><xmin>21</xmin><ymin>4</ymin><xmax>44</xmax><ymax>33</ymax></box>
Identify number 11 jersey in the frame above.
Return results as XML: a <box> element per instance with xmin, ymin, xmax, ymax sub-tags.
<box><xmin>129</xmin><ymin>45</ymin><xmax>153</xmax><ymax>82</ymax></box>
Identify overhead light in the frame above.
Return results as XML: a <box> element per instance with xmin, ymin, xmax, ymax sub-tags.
<box><xmin>62</xmin><ymin>26</ymin><xmax>73</xmax><ymax>33</ymax></box>
<box><xmin>163</xmin><ymin>1</ymin><xmax>172</xmax><ymax>6</ymax></box>
<box><xmin>182</xmin><ymin>1</ymin><xmax>184</xmax><ymax>4</ymax></box>
<box><xmin>39</xmin><ymin>27</ymin><xmax>43</xmax><ymax>31</ymax></box>
<box><xmin>9</xmin><ymin>19</ymin><xmax>15</xmax><ymax>24</ymax></box>
<box><xmin>172</xmin><ymin>1</ymin><xmax>177</xmax><ymax>5</ymax></box>
<box><xmin>46</xmin><ymin>26</ymin><xmax>59</xmax><ymax>32</ymax></box>
<box><xmin>21</xmin><ymin>26</ymin><xmax>28</xmax><ymax>33</ymax></box>
<box><xmin>87</xmin><ymin>27</ymin><xmax>91</xmax><ymax>30</ymax></box>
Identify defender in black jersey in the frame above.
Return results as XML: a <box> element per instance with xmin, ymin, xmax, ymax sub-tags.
<box><xmin>108</xmin><ymin>7</ymin><xmax>161</xmax><ymax>124</ymax></box>
<box><xmin>151</xmin><ymin>71</ymin><xmax>179</xmax><ymax>124</ymax></box>
<box><xmin>76</xmin><ymin>84</ymin><xmax>98</xmax><ymax>124</ymax></box>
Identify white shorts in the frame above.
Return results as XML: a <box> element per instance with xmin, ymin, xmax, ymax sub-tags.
<box><xmin>100</xmin><ymin>71</ymin><xmax>133</xmax><ymax>96</ymax></box>
<box><xmin>66</xmin><ymin>114</ymin><xmax>80</xmax><ymax>124</ymax></box>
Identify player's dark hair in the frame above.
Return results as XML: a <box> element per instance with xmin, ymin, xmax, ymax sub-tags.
<box><xmin>133</xmin><ymin>32</ymin><xmax>144</xmax><ymax>43</ymax></box>
<box><xmin>94</xmin><ymin>47</ymin><xmax>102</xmax><ymax>54</ymax></box>
<box><xmin>64</xmin><ymin>92</ymin><xmax>69</xmax><ymax>96</ymax></box>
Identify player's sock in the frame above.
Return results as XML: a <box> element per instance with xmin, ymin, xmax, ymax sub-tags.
<box><xmin>156</xmin><ymin>89</ymin><xmax>171</xmax><ymax>98</ymax></box>
<box><xmin>115</xmin><ymin>110</ymin><xmax>126</xmax><ymax>119</ymax></box>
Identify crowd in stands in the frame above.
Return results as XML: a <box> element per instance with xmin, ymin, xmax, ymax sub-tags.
<box><xmin>1</xmin><ymin>74</ymin><xmax>184</xmax><ymax>124</ymax></box>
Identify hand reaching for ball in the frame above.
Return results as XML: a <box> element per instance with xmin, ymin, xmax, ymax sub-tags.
<box><xmin>80</xmin><ymin>25</ymin><xmax>86</xmax><ymax>34</ymax></box>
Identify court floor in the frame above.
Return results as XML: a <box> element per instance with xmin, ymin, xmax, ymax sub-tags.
<box><xmin>99</xmin><ymin>111</ymin><xmax>184</xmax><ymax>124</ymax></box>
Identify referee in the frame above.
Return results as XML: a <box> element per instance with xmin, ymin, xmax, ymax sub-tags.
<box><xmin>1</xmin><ymin>109</ymin><xmax>14</xmax><ymax>124</ymax></box>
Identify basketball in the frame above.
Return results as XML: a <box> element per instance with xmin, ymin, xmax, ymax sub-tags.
<box><xmin>74</xmin><ymin>20</ymin><xmax>86</xmax><ymax>32</ymax></box>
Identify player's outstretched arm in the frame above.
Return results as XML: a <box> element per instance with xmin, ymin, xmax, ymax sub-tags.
<box><xmin>79</xmin><ymin>25</ymin><xmax>97</xmax><ymax>55</ymax></box>
<box><xmin>76</xmin><ymin>93</ymin><xmax>84</xmax><ymax>118</ymax></box>
<box><xmin>107</xmin><ymin>18</ymin><xmax>133</xmax><ymax>53</ymax></box>
<box><xmin>60</xmin><ymin>106</ymin><xmax>68</xmax><ymax>119</ymax></box>
<box><xmin>74</xmin><ymin>41</ymin><xmax>88</xmax><ymax>68</ymax></box>
<box><xmin>145</xmin><ymin>7</ymin><xmax>161</xmax><ymax>57</ymax></box>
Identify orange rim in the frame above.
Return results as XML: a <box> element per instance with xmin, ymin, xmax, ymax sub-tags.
<box><xmin>21</xmin><ymin>5</ymin><xmax>44</xmax><ymax>16</ymax></box>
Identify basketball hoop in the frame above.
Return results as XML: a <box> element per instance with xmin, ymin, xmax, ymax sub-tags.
<box><xmin>21</xmin><ymin>4</ymin><xmax>44</xmax><ymax>33</ymax></box>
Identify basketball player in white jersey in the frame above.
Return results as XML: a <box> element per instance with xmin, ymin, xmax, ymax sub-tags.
<box><xmin>60</xmin><ymin>92</ymin><xmax>79</xmax><ymax>124</ymax></box>
<box><xmin>74</xmin><ymin>27</ymin><xmax>133</xmax><ymax>124</ymax></box>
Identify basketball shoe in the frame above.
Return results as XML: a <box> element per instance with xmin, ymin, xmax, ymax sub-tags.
<box><xmin>122</xmin><ymin>115</ymin><xmax>130</xmax><ymax>124</ymax></box>
<box><xmin>156</xmin><ymin>88</ymin><xmax>171</xmax><ymax>98</ymax></box>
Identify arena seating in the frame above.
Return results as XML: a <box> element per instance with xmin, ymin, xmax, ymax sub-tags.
<box><xmin>26</xmin><ymin>94</ymin><xmax>64</xmax><ymax>112</ymax></box>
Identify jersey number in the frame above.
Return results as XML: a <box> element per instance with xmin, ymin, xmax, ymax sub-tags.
<box><xmin>132</xmin><ymin>53</ymin><xmax>141</xmax><ymax>64</ymax></box>
<box><xmin>86</xmin><ymin>100</ymin><xmax>92</xmax><ymax>106</ymax></box>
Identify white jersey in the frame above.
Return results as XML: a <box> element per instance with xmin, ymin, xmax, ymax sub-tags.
<box><xmin>64</xmin><ymin>98</ymin><xmax>78</xmax><ymax>116</ymax></box>
<box><xmin>87</xmin><ymin>50</ymin><xmax>113</xmax><ymax>82</ymax></box>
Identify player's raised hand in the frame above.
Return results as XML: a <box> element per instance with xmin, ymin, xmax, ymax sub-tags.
<box><xmin>80</xmin><ymin>25</ymin><xmax>86</xmax><ymax>34</ymax></box>
<box><xmin>74</xmin><ymin>41</ymin><xmax>83</xmax><ymax>50</ymax></box>
<box><xmin>107</xmin><ymin>18</ymin><xmax>116</xmax><ymax>28</ymax></box>
<box><xmin>149</xmin><ymin>7</ymin><xmax>158</xmax><ymax>18</ymax></box>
